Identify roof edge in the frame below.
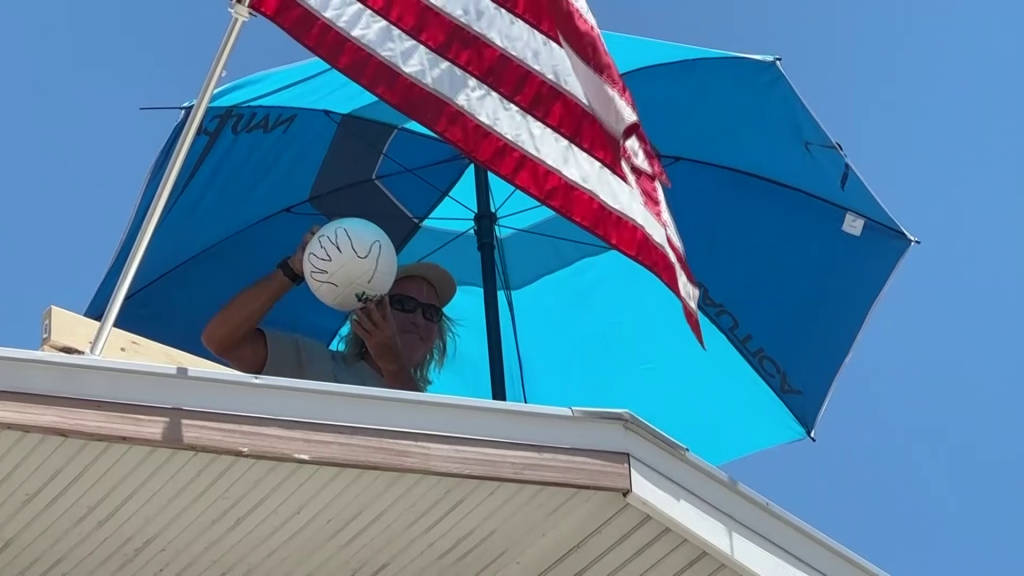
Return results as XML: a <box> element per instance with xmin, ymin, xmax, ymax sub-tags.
<box><xmin>572</xmin><ymin>408</ymin><xmax>886</xmax><ymax>576</ymax></box>
<box><xmin>0</xmin><ymin>348</ymin><xmax>884</xmax><ymax>576</ymax></box>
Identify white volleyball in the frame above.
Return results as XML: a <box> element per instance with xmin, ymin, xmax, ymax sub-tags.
<box><xmin>302</xmin><ymin>218</ymin><xmax>398</xmax><ymax>312</ymax></box>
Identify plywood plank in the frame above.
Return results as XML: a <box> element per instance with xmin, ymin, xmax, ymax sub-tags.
<box><xmin>0</xmin><ymin>392</ymin><xmax>630</xmax><ymax>492</ymax></box>
<box><xmin>40</xmin><ymin>305</ymin><xmax>235</xmax><ymax>372</ymax></box>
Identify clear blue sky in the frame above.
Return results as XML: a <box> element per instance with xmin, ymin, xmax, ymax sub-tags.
<box><xmin>0</xmin><ymin>1</ymin><xmax>1020</xmax><ymax>574</ymax></box>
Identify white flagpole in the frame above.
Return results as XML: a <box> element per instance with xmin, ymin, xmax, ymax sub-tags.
<box><xmin>89</xmin><ymin>1</ymin><xmax>251</xmax><ymax>356</ymax></box>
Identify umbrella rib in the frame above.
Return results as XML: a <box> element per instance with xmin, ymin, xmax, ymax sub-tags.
<box><xmin>277</xmin><ymin>155</ymin><xmax>467</xmax><ymax>219</ymax></box>
<box><xmin>285</xmin><ymin>207</ymin><xmax>473</xmax><ymax>222</ymax></box>
<box><xmin>659</xmin><ymin>154</ymin><xmax>907</xmax><ymax>237</ymax></box>
<box><xmin>120</xmin><ymin>131</ymin><xmax>474</xmax><ymax>307</ymax></box>
<box><xmin>496</xmin><ymin>205</ymin><xmax>544</xmax><ymax>220</ymax></box>
<box><xmin>493</xmin><ymin>186</ymin><xmax>520</xmax><ymax>214</ymax></box>
<box><xmin>492</xmin><ymin>158</ymin><xmax>672</xmax><ymax>224</ymax></box>
<box><xmin>493</xmin><ymin>155</ymin><xmax>913</xmax><ymax>245</ymax></box>
<box><xmin>121</xmin><ymin>184</ymin><xmax>465</xmax><ymax>303</ymax></box>
<box><xmin>490</xmin><ymin>189</ymin><xmax>529</xmax><ymax>404</ymax></box>
<box><xmin>233</xmin><ymin>69</ymin><xmax>337</xmax><ymax>107</ymax></box>
<box><xmin>413</xmin><ymin>225</ymin><xmax>476</xmax><ymax>263</ymax></box>
<box><xmin>495</xmin><ymin>224</ymin><xmax>607</xmax><ymax>250</ymax></box>
<box><xmin>325</xmin><ymin>111</ymin><xmax>477</xmax><ymax>215</ymax></box>
<box><xmin>162</xmin><ymin>111</ymin><xmax>463</xmax><ymax>220</ymax></box>
<box><xmin>141</xmin><ymin>101</ymin><xmax>469</xmax><ymax>217</ymax></box>
<box><xmin>160</xmin><ymin>145</ymin><xmax>466</xmax><ymax>227</ymax></box>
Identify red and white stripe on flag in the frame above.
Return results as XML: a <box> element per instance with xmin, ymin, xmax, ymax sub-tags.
<box><xmin>249</xmin><ymin>0</ymin><xmax>704</xmax><ymax>345</ymax></box>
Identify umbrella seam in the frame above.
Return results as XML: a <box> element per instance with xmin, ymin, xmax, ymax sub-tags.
<box><xmin>660</xmin><ymin>154</ymin><xmax>908</xmax><ymax>238</ymax></box>
<box><xmin>114</xmin><ymin>163</ymin><xmax>469</xmax><ymax>305</ymax></box>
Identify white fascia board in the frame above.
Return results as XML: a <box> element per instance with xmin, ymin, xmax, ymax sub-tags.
<box><xmin>577</xmin><ymin>409</ymin><xmax>887</xmax><ymax>576</ymax></box>
<box><xmin>0</xmin><ymin>348</ymin><xmax>630</xmax><ymax>451</ymax></box>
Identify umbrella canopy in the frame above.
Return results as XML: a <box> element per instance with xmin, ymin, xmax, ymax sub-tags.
<box><xmin>86</xmin><ymin>32</ymin><xmax>913</xmax><ymax>464</ymax></box>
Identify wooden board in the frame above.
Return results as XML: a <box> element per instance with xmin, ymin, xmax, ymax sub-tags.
<box><xmin>0</xmin><ymin>391</ymin><xmax>632</xmax><ymax>492</ymax></box>
<box><xmin>40</xmin><ymin>305</ymin><xmax>235</xmax><ymax>372</ymax></box>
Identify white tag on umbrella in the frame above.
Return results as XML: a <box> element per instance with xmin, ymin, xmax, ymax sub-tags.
<box><xmin>842</xmin><ymin>211</ymin><xmax>865</xmax><ymax>237</ymax></box>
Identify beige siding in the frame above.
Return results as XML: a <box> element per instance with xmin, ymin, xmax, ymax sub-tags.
<box><xmin>0</xmin><ymin>431</ymin><xmax>728</xmax><ymax>576</ymax></box>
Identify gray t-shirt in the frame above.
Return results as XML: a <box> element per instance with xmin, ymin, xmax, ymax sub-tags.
<box><xmin>261</xmin><ymin>329</ymin><xmax>386</xmax><ymax>388</ymax></box>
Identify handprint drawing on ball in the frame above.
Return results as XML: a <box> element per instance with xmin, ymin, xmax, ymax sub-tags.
<box><xmin>306</xmin><ymin>225</ymin><xmax>383</xmax><ymax>288</ymax></box>
<box><xmin>354</xmin><ymin>291</ymin><xmax>381</xmax><ymax>305</ymax></box>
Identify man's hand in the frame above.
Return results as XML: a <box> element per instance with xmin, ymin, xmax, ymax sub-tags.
<box><xmin>352</xmin><ymin>297</ymin><xmax>419</xmax><ymax>391</ymax></box>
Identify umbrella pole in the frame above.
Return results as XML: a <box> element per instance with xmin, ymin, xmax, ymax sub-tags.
<box><xmin>88</xmin><ymin>1</ymin><xmax>251</xmax><ymax>357</ymax></box>
<box><xmin>473</xmin><ymin>164</ymin><xmax>507</xmax><ymax>401</ymax></box>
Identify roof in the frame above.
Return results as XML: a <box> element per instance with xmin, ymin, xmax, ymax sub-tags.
<box><xmin>0</xmin><ymin>347</ymin><xmax>885</xmax><ymax>576</ymax></box>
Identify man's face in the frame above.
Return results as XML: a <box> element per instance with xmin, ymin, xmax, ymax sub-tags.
<box><xmin>389</xmin><ymin>276</ymin><xmax>441</xmax><ymax>367</ymax></box>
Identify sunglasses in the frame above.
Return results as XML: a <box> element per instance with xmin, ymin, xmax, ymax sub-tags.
<box><xmin>389</xmin><ymin>293</ymin><xmax>443</xmax><ymax>323</ymax></box>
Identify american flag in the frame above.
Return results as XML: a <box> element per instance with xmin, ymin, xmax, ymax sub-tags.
<box><xmin>249</xmin><ymin>0</ymin><xmax>704</xmax><ymax>344</ymax></box>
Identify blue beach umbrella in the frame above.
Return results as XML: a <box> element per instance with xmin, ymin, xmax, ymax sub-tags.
<box><xmin>86</xmin><ymin>32</ymin><xmax>914</xmax><ymax>464</ymax></box>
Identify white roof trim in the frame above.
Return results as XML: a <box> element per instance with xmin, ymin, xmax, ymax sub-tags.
<box><xmin>0</xmin><ymin>348</ymin><xmax>885</xmax><ymax>576</ymax></box>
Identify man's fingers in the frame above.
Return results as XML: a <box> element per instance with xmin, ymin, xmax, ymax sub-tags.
<box><xmin>380</xmin><ymin>296</ymin><xmax>396</xmax><ymax>325</ymax></box>
<box><xmin>379</xmin><ymin>297</ymin><xmax>397</xmax><ymax>331</ymax></box>
<box><xmin>351</xmin><ymin>317</ymin><xmax>371</xmax><ymax>340</ymax></box>
<box><xmin>356</xmin><ymin>308</ymin><xmax>380</xmax><ymax>332</ymax></box>
<box><xmin>368</xmin><ymin>299</ymin><xmax>388</xmax><ymax>324</ymax></box>
<box><xmin>301</xmin><ymin>225</ymin><xmax>321</xmax><ymax>244</ymax></box>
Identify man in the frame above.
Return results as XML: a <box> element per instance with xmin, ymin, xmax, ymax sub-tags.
<box><xmin>202</xmin><ymin>226</ymin><xmax>457</xmax><ymax>392</ymax></box>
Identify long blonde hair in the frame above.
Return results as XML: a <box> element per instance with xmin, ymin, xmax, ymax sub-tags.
<box><xmin>338</xmin><ymin>313</ymin><xmax>457</xmax><ymax>392</ymax></box>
